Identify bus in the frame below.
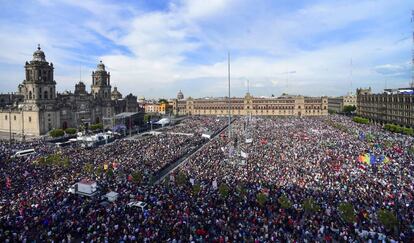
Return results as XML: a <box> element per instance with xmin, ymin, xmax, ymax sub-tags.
<box><xmin>55</xmin><ymin>140</ymin><xmax>76</xmax><ymax>148</ymax></box>
<box><xmin>11</xmin><ymin>149</ymin><xmax>36</xmax><ymax>158</ymax></box>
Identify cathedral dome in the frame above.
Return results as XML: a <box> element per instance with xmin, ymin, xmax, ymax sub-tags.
<box><xmin>32</xmin><ymin>44</ymin><xmax>46</xmax><ymax>62</ymax></box>
<box><xmin>177</xmin><ymin>90</ymin><xmax>184</xmax><ymax>100</ymax></box>
<box><xmin>96</xmin><ymin>60</ymin><xmax>106</xmax><ymax>71</ymax></box>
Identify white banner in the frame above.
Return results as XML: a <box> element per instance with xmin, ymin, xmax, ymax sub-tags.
<box><xmin>245</xmin><ymin>138</ymin><xmax>253</xmax><ymax>144</ymax></box>
<box><xmin>241</xmin><ymin>151</ymin><xmax>248</xmax><ymax>158</ymax></box>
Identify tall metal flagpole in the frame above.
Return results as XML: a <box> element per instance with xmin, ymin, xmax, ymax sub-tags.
<box><xmin>228</xmin><ymin>52</ymin><xmax>231</xmax><ymax>140</ymax></box>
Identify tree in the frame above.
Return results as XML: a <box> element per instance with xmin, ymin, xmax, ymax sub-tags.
<box><xmin>378</xmin><ymin>209</ymin><xmax>398</xmax><ymax>231</ymax></box>
<box><xmin>256</xmin><ymin>192</ymin><xmax>267</xmax><ymax>206</ymax></box>
<box><xmin>192</xmin><ymin>184</ymin><xmax>201</xmax><ymax>195</ymax></box>
<box><xmin>338</xmin><ymin>202</ymin><xmax>356</xmax><ymax>224</ymax></box>
<box><xmin>344</xmin><ymin>105</ymin><xmax>356</xmax><ymax>113</ymax></box>
<box><xmin>176</xmin><ymin>172</ymin><xmax>187</xmax><ymax>186</ymax></box>
<box><xmin>352</xmin><ymin>116</ymin><xmax>369</xmax><ymax>124</ymax></box>
<box><xmin>90</xmin><ymin>123</ymin><xmax>103</xmax><ymax>131</ymax></box>
<box><xmin>49</xmin><ymin>129</ymin><xmax>64</xmax><ymax>137</ymax></box>
<box><xmin>65</xmin><ymin>128</ymin><xmax>77</xmax><ymax>135</ymax></box>
<box><xmin>218</xmin><ymin>183</ymin><xmax>230</xmax><ymax>198</ymax></box>
<box><xmin>303</xmin><ymin>197</ymin><xmax>320</xmax><ymax>213</ymax></box>
<box><xmin>131</xmin><ymin>171</ymin><xmax>143</xmax><ymax>184</ymax></box>
<box><xmin>144</xmin><ymin>114</ymin><xmax>151</xmax><ymax>123</ymax></box>
<box><xmin>236</xmin><ymin>184</ymin><xmax>247</xmax><ymax>198</ymax></box>
<box><xmin>278</xmin><ymin>194</ymin><xmax>292</xmax><ymax>209</ymax></box>
<box><xmin>343</xmin><ymin>105</ymin><xmax>356</xmax><ymax>113</ymax></box>
<box><xmin>83</xmin><ymin>163</ymin><xmax>94</xmax><ymax>175</ymax></box>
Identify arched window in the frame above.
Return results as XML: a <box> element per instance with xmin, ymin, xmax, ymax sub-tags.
<box><xmin>50</xmin><ymin>87</ymin><xmax>53</xmax><ymax>99</ymax></box>
<box><xmin>29</xmin><ymin>91</ymin><xmax>32</xmax><ymax>99</ymax></box>
<box><xmin>44</xmin><ymin>91</ymin><xmax>48</xmax><ymax>100</ymax></box>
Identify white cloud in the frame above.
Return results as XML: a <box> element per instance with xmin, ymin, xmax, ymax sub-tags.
<box><xmin>0</xmin><ymin>0</ymin><xmax>412</xmax><ymax>98</ymax></box>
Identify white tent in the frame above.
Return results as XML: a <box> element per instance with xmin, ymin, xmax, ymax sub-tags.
<box><xmin>155</xmin><ymin>118</ymin><xmax>170</xmax><ymax>126</ymax></box>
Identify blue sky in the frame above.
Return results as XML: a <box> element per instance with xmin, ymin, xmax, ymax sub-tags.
<box><xmin>0</xmin><ymin>0</ymin><xmax>413</xmax><ymax>98</ymax></box>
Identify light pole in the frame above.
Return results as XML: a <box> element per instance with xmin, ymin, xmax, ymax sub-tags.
<box><xmin>9</xmin><ymin>108</ymin><xmax>12</xmax><ymax>146</ymax></box>
<box><xmin>21</xmin><ymin>111</ymin><xmax>25</xmax><ymax>142</ymax></box>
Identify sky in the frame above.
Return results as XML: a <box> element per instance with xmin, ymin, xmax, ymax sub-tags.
<box><xmin>0</xmin><ymin>0</ymin><xmax>413</xmax><ymax>99</ymax></box>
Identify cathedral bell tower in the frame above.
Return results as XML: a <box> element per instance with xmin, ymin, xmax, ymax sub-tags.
<box><xmin>22</xmin><ymin>44</ymin><xmax>56</xmax><ymax>104</ymax></box>
<box><xmin>91</xmin><ymin>61</ymin><xmax>111</xmax><ymax>101</ymax></box>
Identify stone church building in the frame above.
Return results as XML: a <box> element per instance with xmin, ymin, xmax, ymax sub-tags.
<box><xmin>0</xmin><ymin>45</ymin><xmax>138</xmax><ymax>137</ymax></box>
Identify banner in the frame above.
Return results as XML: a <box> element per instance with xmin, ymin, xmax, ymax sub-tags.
<box><xmin>245</xmin><ymin>138</ymin><xmax>253</xmax><ymax>144</ymax></box>
<box><xmin>241</xmin><ymin>151</ymin><xmax>248</xmax><ymax>158</ymax></box>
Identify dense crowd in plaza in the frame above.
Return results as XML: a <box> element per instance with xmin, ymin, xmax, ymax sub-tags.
<box><xmin>0</xmin><ymin>115</ymin><xmax>413</xmax><ymax>242</ymax></box>
<box><xmin>160</xmin><ymin>116</ymin><xmax>228</xmax><ymax>135</ymax></box>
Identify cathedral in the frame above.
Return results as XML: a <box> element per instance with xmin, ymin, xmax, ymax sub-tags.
<box><xmin>0</xmin><ymin>45</ymin><xmax>138</xmax><ymax>137</ymax></box>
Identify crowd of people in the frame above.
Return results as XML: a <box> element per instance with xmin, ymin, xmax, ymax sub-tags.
<box><xmin>160</xmin><ymin>117</ymin><xmax>228</xmax><ymax>136</ymax></box>
<box><xmin>0</xmin><ymin>115</ymin><xmax>413</xmax><ymax>242</ymax></box>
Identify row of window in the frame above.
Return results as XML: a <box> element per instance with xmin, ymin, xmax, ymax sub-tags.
<box><xmin>359</xmin><ymin>96</ymin><xmax>413</xmax><ymax>103</ymax></box>
<box><xmin>4</xmin><ymin>115</ymin><xmax>32</xmax><ymax>122</ymax></box>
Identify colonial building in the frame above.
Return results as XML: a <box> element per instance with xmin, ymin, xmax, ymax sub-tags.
<box><xmin>0</xmin><ymin>45</ymin><xmax>138</xmax><ymax>137</ymax></box>
<box><xmin>328</xmin><ymin>93</ymin><xmax>357</xmax><ymax>113</ymax></box>
<box><xmin>172</xmin><ymin>92</ymin><xmax>328</xmax><ymax>117</ymax></box>
<box><xmin>357</xmin><ymin>87</ymin><xmax>414</xmax><ymax>128</ymax></box>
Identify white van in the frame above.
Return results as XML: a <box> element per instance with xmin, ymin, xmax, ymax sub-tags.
<box><xmin>12</xmin><ymin>149</ymin><xmax>36</xmax><ymax>158</ymax></box>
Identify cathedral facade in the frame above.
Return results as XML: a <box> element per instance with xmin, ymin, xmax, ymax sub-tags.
<box><xmin>0</xmin><ymin>45</ymin><xmax>138</xmax><ymax>137</ymax></box>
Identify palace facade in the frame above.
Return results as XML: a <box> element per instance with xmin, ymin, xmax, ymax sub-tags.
<box><xmin>357</xmin><ymin>87</ymin><xmax>414</xmax><ymax>128</ymax></box>
<box><xmin>0</xmin><ymin>45</ymin><xmax>138</xmax><ymax>137</ymax></box>
<box><xmin>172</xmin><ymin>92</ymin><xmax>328</xmax><ymax>117</ymax></box>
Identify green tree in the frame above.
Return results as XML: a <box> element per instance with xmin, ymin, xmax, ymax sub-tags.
<box><xmin>192</xmin><ymin>184</ymin><xmax>201</xmax><ymax>195</ymax></box>
<box><xmin>303</xmin><ymin>197</ymin><xmax>320</xmax><ymax>213</ymax></box>
<box><xmin>144</xmin><ymin>114</ymin><xmax>151</xmax><ymax>123</ymax></box>
<box><xmin>131</xmin><ymin>171</ymin><xmax>143</xmax><ymax>184</ymax></box>
<box><xmin>278</xmin><ymin>194</ymin><xmax>292</xmax><ymax>209</ymax></box>
<box><xmin>343</xmin><ymin>105</ymin><xmax>356</xmax><ymax>113</ymax></box>
<box><xmin>106</xmin><ymin>168</ymin><xmax>114</xmax><ymax>179</ymax></box>
<box><xmin>49</xmin><ymin>129</ymin><xmax>65</xmax><ymax>138</ymax></box>
<box><xmin>95</xmin><ymin>166</ymin><xmax>104</xmax><ymax>176</ymax></box>
<box><xmin>218</xmin><ymin>183</ymin><xmax>230</xmax><ymax>198</ymax></box>
<box><xmin>83</xmin><ymin>163</ymin><xmax>94</xmax><ymax>175</ymax></box>
<box><xmin>352</xmin><ymin>116</ymin><xmax>369</xmax><ymax>124</ymax></box>
<box><xmin>378</xmin><ymin>209</ymin><xmax>398</xmax><ymax>231</ymax></box>
<box><xmin>236</xmin><ymin>184</ymin><xmax>247</xmax><ymax>198</ymax></box>
<box><xmin>410</xmin><ymin>145</ymin><xmax>414</xmax><ymax>155</ymax></box>
<box><xmin>176</xmin><ymin>172</ymin><xmax>187</xmax><ymax>186</ymax></box>
<box><xmin>338</xmin><ymin>202</ymin><xmax>356</xmax><ymax>224</ymax></box>
<box><xmin>90</xmin><ymin>123</ymin><xmax>103</xmax><ymax>131</ymax></box>
<box><xmin>256</xmin><ymin>192</ymin><xmax>267</xmax><ymax>206</ymax></box>
<box><xmin>65</xmin><ymin>128</ymin><xmax>77</xmax><ymax>135</ymax></box>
